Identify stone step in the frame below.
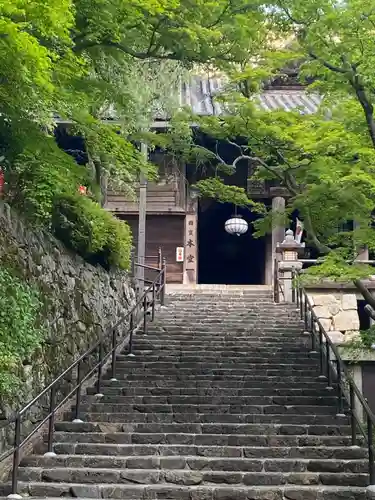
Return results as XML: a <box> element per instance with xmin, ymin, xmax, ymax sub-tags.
<box><xmin>158</xmin><ymin>307</ymin><xmax>298</xmax><ymax>313</ymax></box>
<box><xmin>70</xmin><ymin>405</ymin><xmax>341</xmax><ymax>420</ymax></box>
<box><xmin>136</xmin><ymin>331</ymin><xmax>306</xmax><ymax>337</ymax></box>
<box><xmin>54</xmin><ymin>421</ymin><xmax>352</xmax><ymax>436</ymax></box>
<box><xmin>109</xmin><ymin>363</ymin><xmax>319</xmax><ymax>372</ymax></box>
<box><xmin>164</xmin><ymin>299</ymin><xmax>277</xmax><ymax>303</ymax></box>
<box><xmin>65</xmin><ymin>412</ymin><xmax>347</xmax><ymax>426</ymax></box>
<box><xmin>131</xmin><ymin>340</ymin><xmax>309</xmax><ymax>348</ymax></box>
<box><xmin>79</xmin><ymin>395</ymin><xmax>339</xmax><ymax>406</ymax></box>
<box><xmin>118</xmin><ymin>352</ymin><xmax>318</xmax><ymax>361</ymax></box>
<box><xmin>160</xmin><ymin>308</ymin><xmax>297</xmax><ymax>314</ymax></box>
<box><xmin>21</xmin><ymin>454</ymin><xmax>369</xmax><ymax>471</ymax></box>
<box><xmin>145</xmin><ymin>327</ymin><xmax>304</xmax><ymax>333</ymax></box>
<box><xmin>0</xmin><ymin>482</ymin><xmax>367</xmax><ymax>499</ymax></box>
<box><xmin>101</xmin><ymin>375</ymin><xmax>330</xmax><ymax>384</ymax></box>
<box><xmin>103</xmin><ymin>373</ymin><xmax>322</xmax><ymax>382</ymax></box>
<box><xmin>117</xmin><ymin>352</ymin><xmax>319</xmax><ymax>361</ymax></box>
<box><xmin>49</xmin><ymin>433</ymin><xmax>365</xmax><ymax>450</ymax></box>
<box><xmin>130</xmin><ymin>344</ymin><xmax>310</xmax><ymax>352</ymax></box>
<box><xmin>86</xmin><ymin>386</ymin><xmax>336</xmax><ymax>397</ymax></box>
<box><xmin>117</xmin><ymin>359</ymin><xmax>319</xmax><ymax>367</ymax></box>
<box><xmin>165</xmin><ymin>293</ymin><xmax>274</xmax><ymax>298</ymax></box>
<box><xmin>16</xmin><ymin>467</ymin><xmax>369</xmax><ymax>487</ymax></box>
<box><xmin>158</xmin><ymin>318</ymin><xmax>300</xmax><ymax>324</ymax></box>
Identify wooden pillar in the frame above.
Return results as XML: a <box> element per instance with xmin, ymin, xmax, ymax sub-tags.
<box><xmin>264</xmin><ymin>234</ymin><xmax>273</xmax><ymax>285</ymax></box>
<box><xmin>271</xmin><ymin>196</ymin><xmax>286</xmax><ymax>282</ymax></box>
<box><xmin>136</xmin><ymin>143</ymin><xmax>148</xmax><ymax>289</ymax></box>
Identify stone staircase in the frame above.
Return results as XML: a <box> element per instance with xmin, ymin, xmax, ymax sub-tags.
<box><xmin>2</xmin><ymin>286</ymin><xmax>370</xmax><ymax>499</ymax></box>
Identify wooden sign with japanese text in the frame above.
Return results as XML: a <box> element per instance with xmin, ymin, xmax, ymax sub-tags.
<box><xmin>183</xmin><ymin>214</ymin><xmax>197</xmax><ymax>284</ymax></box>
<box><xmin>176</xmin><ymin>247</ymin><xmax>184</xmax><ymax>262</ymax></box>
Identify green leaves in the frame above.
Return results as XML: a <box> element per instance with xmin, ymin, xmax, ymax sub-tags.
<box><xmin>0</xmin><ymin>268</ymin><xmax>43</xmax><ymax>398</ymax></box>
<box><xmin>52</xmin><ymin>193</ymin><xmax>132</xmax><ymax>270</ymax></box>
<box><xmin>194</xmin><ymin>177</ymin><xmax>256</xmax><ymax>207</ymax></box>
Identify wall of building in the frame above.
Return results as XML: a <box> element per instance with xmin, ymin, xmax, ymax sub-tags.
<box><xmin>122</xmin><ymin>214</ymin><xmax>185</xmax><ymax>283</ymax></box>
<box><xmin>0</xmin><ymin>203</ymin><xmax>135</xmax><ymax>459</ymax></box>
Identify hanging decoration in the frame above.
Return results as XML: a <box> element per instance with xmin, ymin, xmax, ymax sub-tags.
<box><xmin>224</xmin><ymin>214</ymin><xmax>248</xmax><ymax>236</ymax></box>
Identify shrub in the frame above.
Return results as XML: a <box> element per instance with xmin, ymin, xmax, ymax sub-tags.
<box><xmin>8</xmin><ymin>135</ymin><xmax>90</xmax><ymax>224</ymax></box>
<box><xmin>52</xmin><ymin>193</ymin><xmax>132</xmax><ymax>270</ymax></box>
<box><xmin>0</xmin><ymin>268</ymin><xmax>44</xmax><ymax>398</ymax></box>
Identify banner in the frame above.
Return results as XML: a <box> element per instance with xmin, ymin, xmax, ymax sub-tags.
<box><xmin>295</xmin><ymin>218</ymin><xmax>304</xmax><ymax>244</ymax></box>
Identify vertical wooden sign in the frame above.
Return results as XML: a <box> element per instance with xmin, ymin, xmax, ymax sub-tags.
<box><xmin>183</xmin><ymin>214</ymin><xmax>197</xmax><ymax>284</ymax></box>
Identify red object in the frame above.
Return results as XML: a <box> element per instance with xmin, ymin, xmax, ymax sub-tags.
<box><xmin>0</xmin><ymin>169</ymin><xmax>4</xmax><ymax>195</ymax></box>
<box><xmin>78</xmin><ymin>185</ymin><xmax>87</xmax><ymax>195</ymax></box>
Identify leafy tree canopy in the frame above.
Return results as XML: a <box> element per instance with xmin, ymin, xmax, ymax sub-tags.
<box><xmin>0</xmin><ymin>0</ymin><xmax>267</xmax><ymax>211</ymax></box>
<box><xmin>178</xmin><ymin>0</ymin><xmax>375</xmax><ymax>297</ymax></box>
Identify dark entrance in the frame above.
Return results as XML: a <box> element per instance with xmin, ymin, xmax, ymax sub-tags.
<box><xmin>198</xmin><ymin>201</ymin><xmax>265</xmax><ymax>285</ymax></box>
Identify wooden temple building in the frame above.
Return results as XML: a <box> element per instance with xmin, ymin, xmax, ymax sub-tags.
<box><xmin>104</xmin><ymin>76</ymin><xmax>321</xmax><ymax>286</ymax></box>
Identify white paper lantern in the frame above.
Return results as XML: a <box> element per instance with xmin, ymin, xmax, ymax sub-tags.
<box><xmin>224</xmin><ymin>216</ymin><xmax>248</xmax><ymax>236</ymax></box>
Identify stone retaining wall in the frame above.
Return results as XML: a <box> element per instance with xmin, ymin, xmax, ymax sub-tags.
<box><xmin>307</xmin><ymin>291</ymin><xmax>360</xmax><ymax>345</ymax></box>
<box><xmin>0</xmin><ymin>203</ymin><xmax>135</xmax><ymax>462</ymax></box>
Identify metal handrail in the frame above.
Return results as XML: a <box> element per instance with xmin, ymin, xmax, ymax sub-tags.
<box><xmin>0</xmin><ymin>259</ymin><xmax>167</xmax><ymax>496</ymax></box>
<box><xmin>292</xmin><ymin>270</ymin><xmax>375</xmax><ymax>484</ymax></box>
<box><xmin>135</xmin><ymin>263</ymin><xmax>161</xmax><ymax>271</ymax></box>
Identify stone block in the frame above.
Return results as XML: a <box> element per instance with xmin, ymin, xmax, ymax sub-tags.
<box><xmin>333</xmin><ymin>310</ymin><xmax>360</xmax><ymax>332</ymax></box>
<box><xmin>341</xmin><ymin>294</ymin><xmax>358</xmax><ymax>311</ymax></box>
<box><xmin>319</xmin><ymin>318</ymin><xmax>333</xmax><ymax>332</ymax></box>
<box><xmin>327</xmin><ymin>331</ymin><xmax>345</xmax><ymax>345</ymax></box>
<box><xmin>313</xmin><ymin>306</ymin><xmax>332</xmax><ymax>320</ymax></box>
<box><xmin>311</xmin><ymin>294</ymin><xmax>339</xmax><ymax>308</ymax></box>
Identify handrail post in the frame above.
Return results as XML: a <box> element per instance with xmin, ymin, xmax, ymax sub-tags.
<box><xmin>310</xmin><ymin>315</ymin><xmax>317</xmax><ymax>353</ymax></box>
<box><xmin>304</xmin><ymin>296</ymin><xmax>308</xmax><ymax>331</ymax></box>
<box><xmin>45</xmin><ymin>385</ymin><xmax>57</xmax><ymax>456</ymax></box>
<box><xmin>72</xmin><ymin>362</ymin><xmax>83</xmax><ymax>423</ymax></box>
<box><xmin>128</xmin><ymin>312</ymin><xmax>135</xmax><ymax>357</ymax></box>
<box><xmin>143</xmin><ymin>294</ymin><xmax>148</xmax><ymax>334</ymax></box>
<box><xmin>131</xmin><ymin>247</ymin><xmax>136</xmax><ymax>278</ymax></box>
<box><xmin>158</xmin><ymin>247</ymin><xmax>162</xmax><ymax>272</ymax></box>
<box><xmin>110</xmin><ymin>328</ymin><xmax>118</xmax><ymax>382</ymax></box>
<box><xmin>318</xmin><ymin>326</ymin><xmax>325</xmax><ymax>379</ymax></box>
<box><xmin>10</xmin><ymin>415</ymin><xmax>21</xmax><ymax>496</ymax></box>
<box><xmin>325</xmin><ymin>343</ymin><xmax>332</xmax><ymax>388</ymax></box>
<box><xmin>368</xmin><ymin>413</ymin><xmax>375</xmax><ymax>484</ymax></box>
<box><xmin>299</xmin><ymin>288</ymin><xmax>303</xmax><ymax>319</ymax></box>
<box><xmin>350</xmin><ymin>385</ymin><xmax>357</xmax><ymax>446</ymax></box>
<box><xmin>336</xmin><ymin>362</ymin><xmax>345</xmax><ymax>416</ymax></box>
<box><xmin>151</xmin><ymin>283</ymin><xmax>156</xmax><ymax>322</ymax></box>
<box><xmin>96</xmin><ymin>342</ymin><xmax>104</xmax><ymax>396</ymax></box>
<box><xmin>160</xmin><ymin>258</ymin><xmax>167</xmax><ymax>306</ymax></box>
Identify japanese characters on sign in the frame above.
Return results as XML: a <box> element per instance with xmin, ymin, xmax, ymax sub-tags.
<box><xmin>176</xmin><ymin>247</ymin><xmax>184</xmax><ymax>263</ymax></box>
<box><xmin>184</xmin><ymin>215</ymin><xmax>197</xmax><ymax>283</ymax></box>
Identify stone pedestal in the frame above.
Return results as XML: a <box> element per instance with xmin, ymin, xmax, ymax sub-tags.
<box><xmin>279</xmin><ymin>260</ymin><xmax>303</xmax><ymax>302</ymax></box>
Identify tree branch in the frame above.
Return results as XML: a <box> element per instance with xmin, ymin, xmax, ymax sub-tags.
<box><xmin>349</xmin><ymin>74</ymin><xmax>375</xmax><ymax>148</ymax></box>
<box><xmin>354</xmin><ymin>278</ymin><xmax>375</xmax><ymax>311</ymax></box>
<box><xmin>302</xmin><ymin>209</ymin><xmax>331</xmax><ymax>254</ymax></box>
<box><xmin>308</xmin><ymin>51</ymin><xmax>347</xmax><ymax>74</ymax></box>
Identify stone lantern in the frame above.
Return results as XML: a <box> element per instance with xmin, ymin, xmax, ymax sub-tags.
<box><xmin>276</xmin><ymin>229</ymin><xmax>305</xmax><ymax>302</ymax></box>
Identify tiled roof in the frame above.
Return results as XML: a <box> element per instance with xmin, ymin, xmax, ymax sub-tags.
<box><xmin>54</xmin><ymin>76</ymin><xmax>322</xmax><ymax>125</ymax></box>
<box><xmin>180</xmin><ymin>76</ymin><xmax>321</xmax><ymax>115</ymax></box>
